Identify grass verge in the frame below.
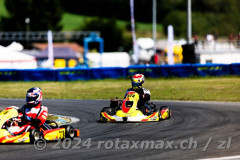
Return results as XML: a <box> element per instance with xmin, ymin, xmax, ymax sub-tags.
<box><xmin>0</xmin><ymin>76</ymin><xmax>239</xmax><ymax>102</ymax></box>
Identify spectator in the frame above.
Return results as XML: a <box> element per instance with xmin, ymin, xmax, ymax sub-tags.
<box><xmin>228</xmin><ymin>33</ymin><xmax>234</xmax><ymax>44</ymax></box>
<box><xmin>213</xmin><ymin>32</ymin><xmax>218</xmax><ymax>41</ymax></box>
<box><xmin>237</xmin><ymin>33</ymin><xmax>240</xmax><ymax>48</ymax></box>
<box><xmin>193</xmin><ymin>33</ymin><xmax>199</xmax><ymax>46</ymax></box>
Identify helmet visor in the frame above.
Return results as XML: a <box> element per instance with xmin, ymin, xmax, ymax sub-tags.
<box><xmin>132</xmin><ymin>82</ymin><xmax>142</xmax><ymax>89</ymax></box>
<box><xmin>26</xmin><ymin>94</ymin><xmax>39</xmax><ymax>103</ymax></box>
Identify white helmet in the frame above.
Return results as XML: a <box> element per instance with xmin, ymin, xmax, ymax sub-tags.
<box><xmin>132</xmin><ymin>74</ymin><xmax>145</xmax><ymax>90</ymax></box>
<box><xmin>26</xmin><ymin>87</ymin><xmax>42</xmax><ymax>106</ymax></box>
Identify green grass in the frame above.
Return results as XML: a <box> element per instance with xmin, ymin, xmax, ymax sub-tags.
<box><xmin>0</xmin><ymin>0</ymin><xmax>9</xmax><ymax>17</ymax></box>
<box><xmin>0</xmin><ymin>77</ymin><xmax>239</xmax><ymax>102</ymax></box>
<box><xmin>60</xmin><ymin>12</ymin><xmax>163</xmax><ymax>38</ymax></box>
<box><xmin>60</xmin><ymin>13</ymin><xmax>93</xmax><ymax>31</ymax></box>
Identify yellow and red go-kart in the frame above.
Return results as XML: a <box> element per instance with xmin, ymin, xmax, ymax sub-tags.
<box><xmin>100</xmin><ymin>91</ymin><xmax>172</xmax><ymax>122</ymax></box>
<box><xmin>0</xmin><ymin>106</ymin><xmax>80</xmax><ymax>143</ymax></box>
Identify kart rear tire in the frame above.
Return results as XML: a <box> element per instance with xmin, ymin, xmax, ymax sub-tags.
<box><xmin>61</xmin><ymin>125</ymin><xmax>75</xmax><ymax>139</ymax></box>
<box><xmin>30</xmin><ymin>129</ymin><xmax>41</xmax><ymax>143</ymax></box>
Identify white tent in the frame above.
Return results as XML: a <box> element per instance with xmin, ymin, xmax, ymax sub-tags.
<box><xmin>87</xmin><ymin>52</ymin><xmax>130</xmax><ymax>68</ymax></box>
<box><xmin>0</xmin><ymin>45</ymin><xmax>37</xmax><ymax>69</ymax></box>
<box><xmin>136</xmin><ymin>38</ymin><xmax>154</xmax><ymax>62</ymax></box>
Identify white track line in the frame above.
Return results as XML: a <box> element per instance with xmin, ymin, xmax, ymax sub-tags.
<box><xmin>198</xmin><ymin>155</ymin><xmax>240</xmax><ymax>160</ymax></box>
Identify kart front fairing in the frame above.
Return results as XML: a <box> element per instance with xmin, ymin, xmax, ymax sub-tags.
<box><xmin>101</xmin><ymin>109</ymin><xmax>160</xmax><ymax>122</ymax></box>
<box><xmin>0</xmin><ymin>106</ymin><xmax>80</xmax><ymax>143</ymax></box>
<box><xmin>0</xmin><ymin>106</ymin><xmax>31</xmax><ymax>143</ymax></box>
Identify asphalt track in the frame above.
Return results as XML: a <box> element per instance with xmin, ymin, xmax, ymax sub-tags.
<box><xmin>0</xmin><ymin>99</ymin><xmax>240</xmax><ymax>160</ymax></box>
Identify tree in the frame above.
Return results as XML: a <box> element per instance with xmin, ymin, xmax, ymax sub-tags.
<box><xmin>162</xmin><ymin>0</ymin><xmax>240</xmax><ymax>37</ymax></box>
<box><xmin>0</xmin><ymin>0</ymin><xmax>63</xmax><ymax>31</ymax></box>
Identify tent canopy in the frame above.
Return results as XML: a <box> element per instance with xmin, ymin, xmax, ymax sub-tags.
<box><xmin>0</xmin><ymin>45</ymin><xmax>37</xmax><ymax>69</ymax></box>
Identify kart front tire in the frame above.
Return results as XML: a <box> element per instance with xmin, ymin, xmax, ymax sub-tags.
<box><xmin>30</xmin><ymin>129</ymin><xmax>41</xmax><ymax>143</ymax></box>
<box><xmin>160</xmin><ymin>106</ymin><xmax>171</xmax><ymax>119</ymax></box>
<box><xmin>101</xmin><ymin>107</ymin><xmax>115</xmax><ymax>115</ymax></box>
<box><xmin>62</xmin><ymin>125</ymin><xmax>75</xmax><ymax>139</ymax></box>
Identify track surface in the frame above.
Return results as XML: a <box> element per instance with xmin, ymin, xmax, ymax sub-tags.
<box><xmin>0</xmin><ymin>99</ymin><xmax>240</xmax><ymax>160</ymax></box>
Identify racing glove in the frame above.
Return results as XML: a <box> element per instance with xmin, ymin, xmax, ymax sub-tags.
<box><xmin>23</xmin><ymin>114</ymin><xmax>41</xmax><ymax>125</ymax></box>
<box><xmin>23</xmin><ymin>114</ymin><xmax>32</xmax><ymax>121</ymax></box>
<box><xmin>30</xmin><ymin>118</ymin><xmax>41</xmax><ymax>125</ymax></box>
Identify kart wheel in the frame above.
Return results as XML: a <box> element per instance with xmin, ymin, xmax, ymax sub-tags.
<box><xmin>30</xmin><ymin>129</ymin><xmax>41</xmax><ymax>143</ymax></box>
<box><xmin>160</xmin><ymin>106</ymin><xmax>171</xmax><ymax>119</ymax></box>
<box><xmin>62</xmin><ymin>125</ymin><xmax>75</xmax><ymax>139</ymax></box>
<box><xmin>101</xmin><ymin>107</ymin><xmax>114</xmax><ymax>115</ymax></box>
<box><xmin>100</xmin><ymin>107</ymin><xmax>110</xmax><ymax>122</ymax></box>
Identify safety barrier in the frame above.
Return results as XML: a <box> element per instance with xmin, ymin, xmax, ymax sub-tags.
<box><xmin>0</xmin><ymin>63</ymin><xmax>239</xmax><ymax>81</ymax></box>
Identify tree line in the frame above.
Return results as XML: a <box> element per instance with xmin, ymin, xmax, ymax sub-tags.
<box><xmin>1</xmin><ymin>0</ymin><xmax>240</xmax><ymax>51</ymax></box>
<box><xmin>62</xmin><ymin>0</ymin><xmax>240</xmax><ymax>37</ymax></box>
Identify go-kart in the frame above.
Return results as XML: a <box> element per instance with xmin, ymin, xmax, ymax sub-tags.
<box><xmin>0</xmin><ymin>106</ymin><xmax>80</xmax><ymax>143</ymax></box>
<box><xmin>100</xmin><ymin>91</ymin><xmax>172</xmax><ymax>122</ymax></box>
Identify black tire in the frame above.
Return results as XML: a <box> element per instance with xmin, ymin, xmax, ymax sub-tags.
<box><xmin>101</xmin><ymin>107</ymin><xmax>112</xmax><ymax>113</ymax></box>
<box><xmin>160</xmin><ymin>106</ymin><xmax>171</xmax><ymax>119</ymax></box>
<box><xmin>30</xmin><ymin>129</ymin><xmax>41</xmax><ymax>143</ymax></box>
<box><xmin>100</xmin><ymin>107</ymin><xmax>111</xmax><ymax>122</ymax></box>
<box><xmin>101</xmin><ymin>107</ymin><xmax>115</xmax><ymax>115</ymax></box>
<box><xmin>61</xmin><ymin>125</ymin><xmax>75</xmax><ymax>139</ymax></box>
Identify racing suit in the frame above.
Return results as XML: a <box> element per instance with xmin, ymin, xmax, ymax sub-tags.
<box><xmin>124</xmin><ymin>88</ymin><xmax>151</xmax><ymax>114</ymax></box>
<box><xmin>10</xmin><ymin>103</ymin><xmax>48</xmax><ymax>135</ymax></box>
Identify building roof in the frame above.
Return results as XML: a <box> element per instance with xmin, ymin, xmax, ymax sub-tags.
<box><xmin>33</xmin><ymin>42</ymin><xmax>84</xmax><ymax>53</ymax></box>
<box><xmin>35</xmin><ymin>47</ymin><xmax>78</xmax><ymax>59</ymax></box>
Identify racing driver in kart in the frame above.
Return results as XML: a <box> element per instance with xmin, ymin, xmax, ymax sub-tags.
<box><xmin>124</xmin><ymin>74</ymin><xmax>152</xmax><ymax>115</ymax></box>
<box><xmin>9</xmin><ymin>87</ymin><xmax>48</xmax><ymax>135</ymax></box>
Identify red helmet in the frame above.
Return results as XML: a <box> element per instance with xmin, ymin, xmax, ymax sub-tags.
<box><xmin>26</xmin><ymin>87</ymin><xmax>42</xmax><ymax>106</ymax></box>
<box><xmin>132</xmin><ymin>74</ymin><xmax>145</xmax><ymax>90</ymax></box>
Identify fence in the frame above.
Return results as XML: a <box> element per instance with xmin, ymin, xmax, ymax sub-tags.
<box><xmin>0</xmin><ymin>31</ymin><xmax>100</xmax><ymax>41</ymax></box>
<box><xmin>0</xmin><ymin>63</ymin><xmax>239</xmax><ymax>81</ymax></box>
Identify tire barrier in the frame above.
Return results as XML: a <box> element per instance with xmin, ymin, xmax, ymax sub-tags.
<box><xmin>0</xmin><ymin>63</ymin><xmax>239</xmax><ymax>81</ymax></box>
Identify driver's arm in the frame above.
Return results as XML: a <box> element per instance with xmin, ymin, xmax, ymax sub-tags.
<box><xmin>36</xmin><ymin>106</ymin><xmax>48</xmax><ymax>125</ymax></box>
<box><xmin>143</xmin><ymin>89</ymin><xmax>151</xmax><ymax>102</ymax></box>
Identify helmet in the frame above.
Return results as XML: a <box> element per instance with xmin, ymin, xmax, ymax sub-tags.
<box><xmin>132</xmin><ymin>74</ymin><xmax>145</xmax><ymax>90</ymax></box>
<box><xmin>26</xmin><ymin>87</ymin><xmax>42</xmax><ymax>106</ymax></box>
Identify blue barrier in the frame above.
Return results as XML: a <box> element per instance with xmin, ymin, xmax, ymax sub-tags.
<box><xmin>127</xmin><ymin>65</ymin><xmax>160</xmax><ymax>78</ymax></box>
<box><xmin>192</xmin><ymin>64</ymin><xmax>229</xmax><ymax>76</ymax></box>
<box><xmin>159</xmin><ymin>64</ymin><xmax>193</xmax><ymax>77</ymax></box>
<box><xmin>90</xmin><ymin>67</ymin><xmax>126</xmax><ymax>79</ymax></box>
<box><xmin>57</xmin><ymin>68</ymin><xmax>90</xmax><ymax>81</ymax></box>
<box><xmin>0</xmin><ymin>63</ymin><xmax>239</xmax><ymax>81</ymax></box>
<box><xmin>229</xmin><ymin>63</ymin><xmax>240</xmax><ymax>75</ymax></box>
<box><xmin>22</xmin><ymin>69</ymin><xmax>56</xmax><ymax>81</ymax></box>
<box><xmin>0</xmin><ymin>70</ymin><xmax>21</xmax><ymax>81</ymax></box>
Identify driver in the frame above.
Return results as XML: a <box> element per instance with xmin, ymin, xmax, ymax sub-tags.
<box><xmin>124</xmin><ymin>74</ymin><xmax>151</xmax><ymax>114</ymax></box>
<box><xmin>10</xmin><ymin>87</ymin><xmax>48</xmax><ymax>135</ymax></box>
